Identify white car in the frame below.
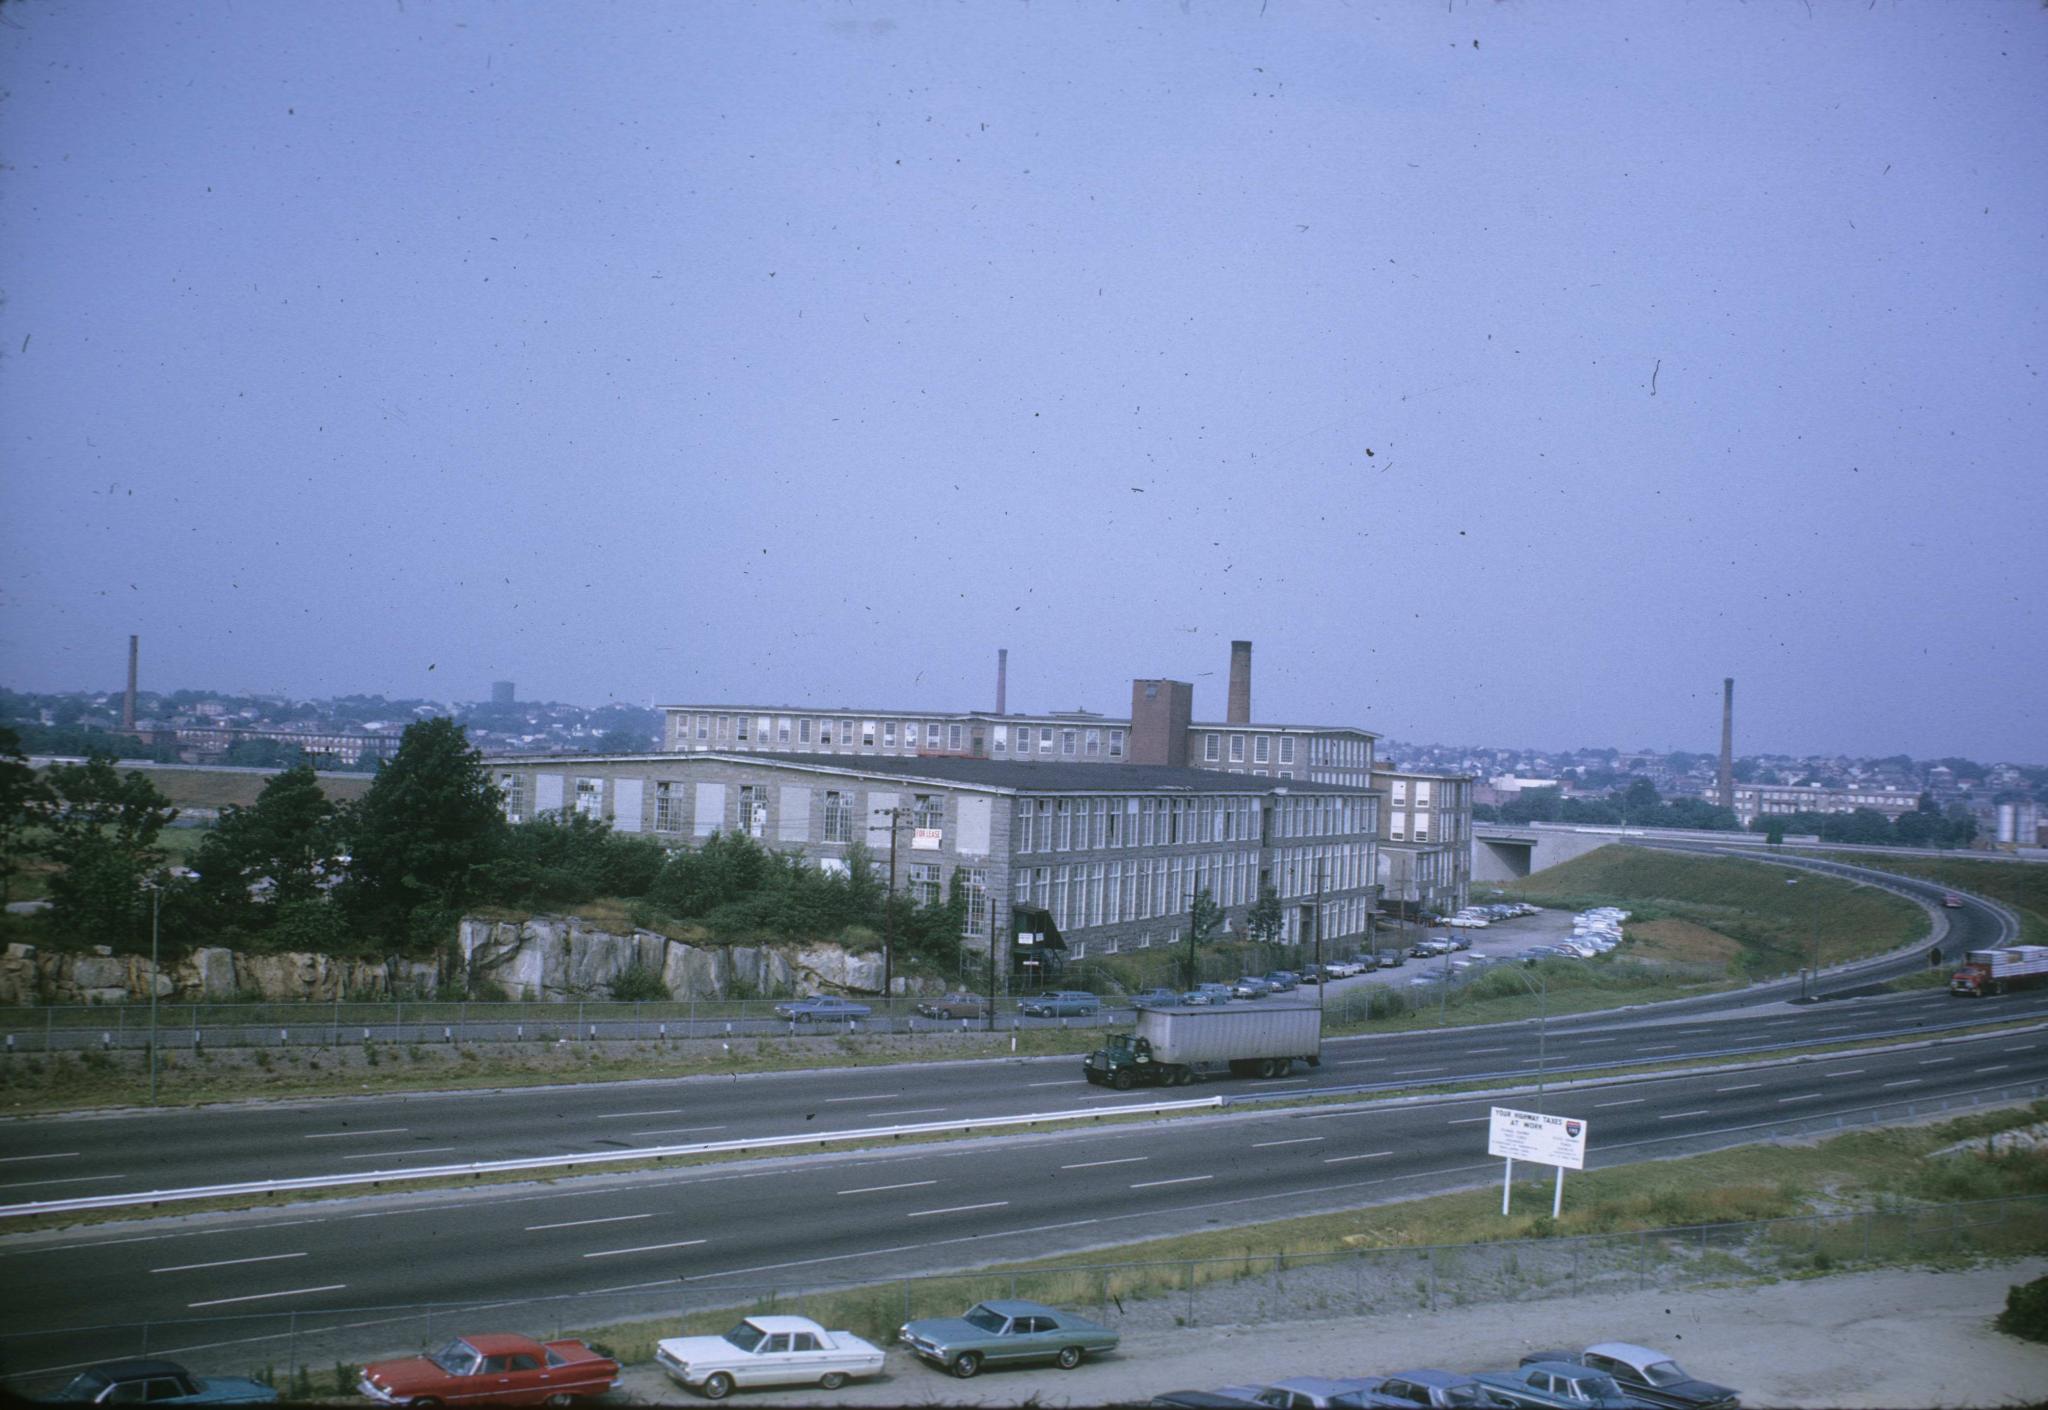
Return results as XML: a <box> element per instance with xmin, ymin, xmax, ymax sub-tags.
<box><xmin>655</xmin><ymin>1315</ymin><xmax>885</xmax><ymax>1399</ymax></box>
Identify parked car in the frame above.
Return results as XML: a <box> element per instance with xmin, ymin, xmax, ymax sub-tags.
<box><xmin>359</xmin><ymin>1335</ymin><xmax>620</xmax><ymax>1407</ymax></box>
<box><xmin>1150</xmin><ymin>1393</ymin><xmax>1270</xmax><ymax>1409</ymax></box>
<box><xmin>1363</xmin><ymin>1369</ymin><xmax>1512</xmax><ymax>1408</ymax></box>
<box><xmin>898</xmin><ymin>1299</ymin><xmax>1119</xmax><ymax>1378</ymax></box>
<box><xmin>1263</xmin><ymin>971</ymin><xmax>1301</xmax><ymax>992</ymax></box>
<box><xmin>916</xmin><ymin>992</ymin><xmax>989</xmax><ymax>1020</ymax></box>
<box><xmin>1378</xmin><ymin>951</ymin><xmax>1405</xmax><ymax>969</ymax></box>
<box><xmin>1231</xmin><ymin>976</ymin><xmax>1273</xmax><ymax>999</ymax></box>
<box><xmin>1519</xmin><ymin>1345</ymin><xmax>1738</xmax><ymax>1409</ymax></box>
<box><xmin>1181</xmin><ymin>988</ymin><xmax>1229</xmax><ymax>1005</ymax></box>
<box><xmin>1245</xmin><ymin>1375</ymin><xmax>1389</xmax><ymax>1408</ymax></box>
<box><xmin>1474</xmin><ymin>1362</ymin><xmax>1654</xmax><ymax>1409</ymax></box>
<box><xmin>1130</xmin><ymin>987</ymin><xmax>1185</xmax><ymax>1007</ymax></box>
<box><xmin>773</xmin><ymin>997</ymin><xmax>873</xmax><ymax>1023</ymax></box>
<box><xmin>56</xmin><ymin>1360</ymin><xmax>278</xmax><ymax>1406</ymax></box>
<box><xmin>1297</xmin><ymin>966</ymin><xmax>1327</xmax><ymax>985</ymax></box>
<box><xmin>1018</xmin><ymin>990</ymin><xmax>1102</xmax><ymax>1017</ymax></box>
<box><xmin>1408</xmin><ymin>943</ymin><xmax>1436</xmax><ymax>958</ymax></box>
<box><xmin>654</xmin><ymin>1314</ymin><xmax>885</xmax><ymax>1399</ymax></box>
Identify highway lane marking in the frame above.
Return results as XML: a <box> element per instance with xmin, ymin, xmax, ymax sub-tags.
<box><xmin>1777</xmin><ymin>1093</ymin><xmax>1825</xmax><ymax>1104</ymax></box>
<box><xmin>1392</xmin><ymin>1067</ymin><xmax>1446</xmax><ymax>1075</ymax></box>
<box><xmin>1572</xmin><ymin>1038</ymin><xmax>1617</xmax><ymax>1045</ymax></box>
<box><xmin>1466</xmin><ymin>1047</ymin><xmax>1509</xmax><ymax>1054</ymax></box>
<box><xmin>1251</xmin><ymin>1137</ymin><xmax>1325</xmax><ymax>1148</ymax></box>
<box><xmin>1060</xmin><ymin>1156</ymin><xmax>1148</xmax><ymax>1169</ymax></box>
<box><xmin>583</xmin><ymin>1239</ymin><xmax>708</xmax><ymax>1259</ymax></box>
<box><xmin>1324</xmin><ymin>1152</ymin><xmax>1393</xmax><ymax>1164</ymax></box>
<box><xmin>594</xmin><ymin>1109</ymin><xmax>689</xmax><ymax>1119</ymax></box>
<box><xmin>870</xmin><ymin>1108</ymin><xmax>949</xmax><ymax>1118</ymax></box>
<box><xmin>1027</xmin><ymin>1080</ymin><xmax>1077</xmax><ymax>1087</ymax></box>
<box><xmin>303</xmin><ymin>1128</ymin><xmax>408</xmax><ymax>1139</ymax></box>
<box><xmin>629</xmin><ymin>1126</ymin><xmax>726</xmax><ymax>1137</ymax></box>
<box><xmin>0</xmin><ymin>1174</ymin><xmax>125</xmax><ymax>1191</ymax></box>
<box><xmin>1976</xmin><ymin>1064</ymin><xmax>2012</xmax><ymax>1074</ymax></box>
<box><xmin>153</xmin><ymin>1252</ymin><xmax>309</xmax><ymax>1274</ymax></box>
<box><xmin>838</xmin><ymin>1180</ymin><xmax>938</xmax><ymax>1195</ymax></box>
<box><xmin>1131</xmin><ymin>1176</ymin><xmax>1213</xmax><ymax>1189</ymax></box>
<box><xmin>525</xmin><ymin>1214</ymin><xmax>654</xmax><ymax>1232</ymax></box>
<box><xmin>585</xmin><ymin>1278</ymin><xmax>681</xmax><ymax>1295</ymax></box>
<box><xmin>1446</xmin><ymin>1116</ymin><xmax>1490</xmax><ymax>1125</ymax></box>
<box><xmin>339</xmin><ymin>1147</ymin><xmax>457</xmax><ymax>1161</ymax></box>
<box><xmin>1920</xmin><ymin>1058</ymin><xmax>1956</xmax><ymax>1065</ymax></box>
<box><xmin>1715</xmin><ymin>1083</ymin><xmax>1763</xmax><ymax>1092</ymax></box>
<box><xmin>188</xmin><ymin>1284</ymin><xmax>347</xmax><ymax>1309</ymax></box>
<box><xmin>1636</xmin><ymin>1044</ymin><xmax>1679</xmax><ymax>1052</ymax></box>
<box><xmin>906</xmin><ymin>1201</ymin><xmax>1010</xmax><ymax>1217</ymax></box>
<box><xmin>2005</xmin><ymin>1044</ymin><xmax>2039</xmax><ymax>1051</ymax></box>
<box><xmin>687</xmin><ymin>1243</ymin><xmax>928</xmax><ymax>1282</ymax></box>
<box><xmin>1883</xmin><ymin>1079</ymin><xmax>1923</xmax><ymax>1088</ymax></box>
<box><xmin>1822</xmin><ymin>1069</ymin><xmax>1865</xmax><ymax>1077</ymax></box>
<box><xmin>1594</xmin><ymin>1099</ymin><xmax>1645</xmax><ymax>1108</ymax></box>
<box><xmin>1814</xmin><ymin>1025</ymin><xmax>1854</xmax><ymax>1032</ymax></box>
<box><xmin>0</xmin><ymin>1152</ymin><xmax>79</xmax><ymax>1163</ymax></box>
<box><xmin>1657</xmin><ymin>1110</ymin><xmax>1712</xmax><ymax>1121</ymax></box>
<box><xmin>822</xmin><ymin>1095</ymin><xmax>901</xmax><ymax>1103</ymax></box>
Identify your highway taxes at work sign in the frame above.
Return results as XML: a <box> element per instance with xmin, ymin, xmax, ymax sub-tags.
<box><xmin>1488</xmin><ymin>1107</ymin><xmax>1588</xmax><ymax>1170</ymax></box>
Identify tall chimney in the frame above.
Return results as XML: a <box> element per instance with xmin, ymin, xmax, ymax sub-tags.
<box><xmin>996</xmin><ymin>648</ymin><xmax>1008</xmax><ymax>716</ymax></box>
<box><xmin>123</xmin><ymin>635</ymin><xmax>138</xmax><ymax>731</ymax></box>
<box><xmin>1718</xmin><ymin>677</ymin><xmax>1735</xmax><ymax>811</ymax></box>
<box><xmin>1227</xmin><ymin>640</ymin><xmax>1253</xmax><ymax>724</ymax></box>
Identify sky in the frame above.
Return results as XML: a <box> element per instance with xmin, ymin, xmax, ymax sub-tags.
<box><xmin>1</xmin><ymin>1</ymin><xmax>2042</xmax><ymax>763</ymax></box>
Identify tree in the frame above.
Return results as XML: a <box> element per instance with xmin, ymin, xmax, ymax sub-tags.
<box><xmin>1621</xmin><ymin>777</ymin><xmax>1661</xmax><ymax>815</ymax></box>
<box><xmin>34</xmin><ymin>756</ymin><xmax>179</xmax><ymax>948</ymax></box>
<box><xmin>339</xmin><ymin>718</ymin><xmax>505</xmax><ymax>948</ymax></box>
<box><xmin>191</xmin><ymin>764</ymin><xmax>342</xmax><ymax>936</ymax></box>
<box><xmin>0</xmin><ymin>726</ymin><xmax>50</xmax><ymax>906</ymax></box>
<box><xmin>1245</xmin><ymin>884</ymin><xmax>1284</xmax><ymax>944</ymax></box>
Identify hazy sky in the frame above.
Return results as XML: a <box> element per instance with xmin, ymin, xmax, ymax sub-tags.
<box><xmin>2</xmin><ymin>2</ymin><xmax>2042</xmax><ymax>762</ymax></box>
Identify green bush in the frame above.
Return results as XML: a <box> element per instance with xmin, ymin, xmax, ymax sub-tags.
<box><xmin>1995</xmin><ymin>1274</ymin><xmax>2048</xmax><ymax>1343</ymax></box>
<box><xmin>608</xmin><ymin>962</ymin><xmax>671</xmax><ymax>1002</ymax></box>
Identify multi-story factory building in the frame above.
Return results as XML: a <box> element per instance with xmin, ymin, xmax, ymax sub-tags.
<box><xmin>488</xmin><ymin>751</ymin><xmax>1380</xmax><ymax>982</ymax></box>
<box><xmin>1372</xmin><ymin>766</ymin><xmax>1475</xmax><ymax>921</ymax></box>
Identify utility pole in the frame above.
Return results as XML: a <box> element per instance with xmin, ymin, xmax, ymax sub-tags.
<box><xmin>147</xmin><ymin>880</ymin><xmax>162</xmax><ymax>1106</ymax></box>
<box><xmin>873</xmin><ymin>806</ymin><xmax>905</xmax><ymax>1005</ymax></box>
<box><xmin>1313</xmin><ymin>860</ymin><xmax>1325</xmax><ymax>1016</ymax></box>
<box><xmin>1184</xmin><ymin>888</ymin><xmax>1201</xmax><ymax>991</ymax></box>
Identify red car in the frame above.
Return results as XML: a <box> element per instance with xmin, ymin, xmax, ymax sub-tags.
<box><xmin>359</xmin><ymin>1334</ymin><xmax>620</xmax><ymax>1407</ymax></box>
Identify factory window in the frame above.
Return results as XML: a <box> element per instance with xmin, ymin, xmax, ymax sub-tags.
<box><xmin>913</xmin><ymin>793</ymin><xmax>944</xmax><ymax>832</ymax></box>
<box><xmin>1230</xmin><ymin>734</ymin><xmax>1246</xmax><ymax>763</ymax></box>
<box><xmin>817</xmin><ymin>719</ymin><xmax>834</xmax><ymax>746</ymax></box>
<box><xmin>1108</xmin><ymin>729</ymin><xmax>1125</xmax><ymax>758</ymax></box>
<box><xmin>883</xmin><ymin>721</ymin><xmax>897</xmax><ymax>748</ymax></box>
<box><xmin>822</xmin><ymin>791</ymin><xmax>853</xmax><ymax>843</ymax></box>
<box><xmin>798</xmin><ymin>718</ymin><xmax>812</xmax><ymax>744</ymax></box>
<box><xmin>755</xmin><ymin>716</ymin><xmax>770</xmax><ymax>743</ymax></box>
<box><xmin>574</xmin><ymin>777</ymin><xmax>604</xmax><ymax>818</ymax></box>
<box><xmin>861</xmin><ymin>720</ymin><xmax>877</xmax><ymax>748</ymax></box>
<box><xmin>775</xmin><ymin>716</ymin><xmax>790</xmax><ymax>743</ymax></box>
<box><xmin>654</xmin><ymin>781</ymin><xmax>686</xmax><ymax>832</ymax></box>
<box><xmin>1392</xmin><ymin>779</ymin><xmax>1408</xmax><ymax>803</ymax></box>
<box><xmin>1105</xmin><ymin>803</ymin><xmax>1120</xmax><ymax>846</ymax></box>
<box><xmin>694</xmin><ymin>715</ymin><xmax>709</xmax><ymax>741</ymax></box>
<box><xmin>901</xmin><ymin>721</ymin><xmax>917</xmax><ymax>749</ymax></box>
<box><xmin>716</xmin><ymin>714</ymin><xmax>731</xmax><ymax>739</ymax></box>
<box><xmin>735</xmin><ymin>717</ymin><xmax>749</xmax><ymax>742</ymax></box>
<box><xmin>1085</xmin><ymin>728</ymin><xmax>1101</xmax><ymax>757</ymax></box>
<box><xmin>1056</xmin><ymin>800</ymin><xmax>1073</xmax><ymax>850</ymax></box>
<box><xmin>499</xmin><ymin>773</ymin><xmax>529</xmax><ymax>823</ymax></box>
<box><xmin>1040</xmin><ymin>727</ymin><xmax>1055</xmax><ymax>754</ymax></box>
<box><xmin>993</xmin><ymin>725</ymin><xmax>1008</xmax><ymax>754</ymax></box>
<box><xmin>738</xmin><ymin>785</ymin><xmax>767</xmax><ymax>838</ymax></box>
<box><xmin>1062</xmin><ymin>729</ymin><xmax>1078</xmax><ymax>757</ymax></box>
<box><xmin>959</xmin><ymin>867</ymin><xmax>988</xmax><ymax>937</ymax></box>
<box><xmin>908</xmin><ymin>862</ymin><xmax>942</xmax><ymax>909</ymax></box>
<box><xmin>1254</xmin><ymin>736</ymin><xmax>1271</xmax><ymax>764</ymax></box>
<box><xmin>1205</xmin><ymin>734</ymin><xmax>1221</xmax><ymax>763</ymax></box>
<box><xmin>927</xmin><ymin>722</ymin><xmax>942</xmax><ymax>747</ymax></box>
<box><xmin>949</xmin><ymin>723</ymin><xmax>964</xmax><ymax>750</ymax></box>
<box><xmin>1279</xmin><ymin>736</ymin><xmax>1295</xmax><ymax>764</ymax></box>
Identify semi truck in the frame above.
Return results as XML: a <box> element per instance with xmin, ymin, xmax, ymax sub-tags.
<box><xmin>1949</xmin><ymin>945</ymin><xmax>2048</xmax><ymax>997</ymax></box>
<box><xmin>1082</xmin><ymin>1004</ymin><xmax>1322</xmax><ymax>1088</ymax></box>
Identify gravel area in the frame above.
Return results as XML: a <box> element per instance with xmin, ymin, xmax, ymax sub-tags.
<box><xmin>611</xmin><ymin>1260</ymin><xmax>2048</xmax><ymax>1407</ymax></box>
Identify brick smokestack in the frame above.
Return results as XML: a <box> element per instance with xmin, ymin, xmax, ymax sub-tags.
<box><xmin>123</xmin><ymin>635</ymin><xmax>138</xmax><ymax>732</ymax></box>
<box><xmin>1227</xmin><ymin>640</ymin><xmax>1252</xmax><ymax>725</ymax></box>
<box><xmin>996</xmin><ymin>648</ymin><xmax>1008</xmax><ymax>716</ymax></box>
<box><xmin>1718</xmin><ymin>677</ymin><xmax>1735</xmax><ymax>811</ymax></box>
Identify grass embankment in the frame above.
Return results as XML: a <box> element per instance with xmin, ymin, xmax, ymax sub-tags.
<box><xmin>1496</xmin><ymin>844</ymin><xmax>1930</xmax><ymax>979</ymax></box>
<box><xmin>568</xmin><ymin>1102</ymin><xmax>2048</xmax><ymax>1363</ymax></box>
<box><xmin>1842</xmin><ymin>855</ymin><xmax>2048</xmax><ymax>950</ymax></box>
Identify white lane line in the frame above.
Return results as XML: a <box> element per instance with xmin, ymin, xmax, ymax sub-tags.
<box><xmin>0</xmin><ymin>1174</ymin><xmax>124</xmax><ymax>1191</ymax></box>
<box><xmin>584</xmin><ymin>1278</ymin><xmax>681</xmax><ymax>1295</ymax></box>
<box><xmin>1716</xmin><ymin>1083</ymin><xmax>1764</xmax><ymax>1093</ymax></box>
<box><xmin>188</xmin><ymin>1284</ymin><xmax>346</xmax><ymax>1309</ymax></box>
<box><xmin>1251</xmin><ymin>1137</ymin><xmax>1326</xmax><ymax>1148</ymax></box>
<box><xmin>1392</xmin><ymin>1067</ymin><xmax>1446</xmax><ymax>1075</ymax></box>
<box><xmin>686</xmin><ymin>1243</ymin><xmax>928</xmax><ymax>1282</ymax></box>
<box><xmin>1060</xmin><ymin>1157</ymin><xmax>1147</xmax><ymax>1170</ymax></box>
<box><xmin>1131</xmin><ymin>1176</ymin><xmax>1213</xmax><ymax>1189</ymax></box>
<box><xmin>906</xmin><ymin>1201</ymin><xmax>1009</xmax><ymax>1218</ymax></box>
<box><xmin>1027</xmin><ymin>1080</ymin><xmax>1075</xmax><ymax>1087</ymax></box>
<box><xmin>1325</xmin><ymin>1152</ymin><xmax>1393</xmax><ymax>1164</ymax></box>
<box><xmin>583</xmin><ymin>1239</ymin><xmax>707</xmax><ymax>1259</ymax></box>
<box><xmin>1882</xmin><ymin>1079</ymin><xmax>1923</xmax><ymax>1089</ymax></box>
<box><xmin>1976</xmin><ymin>1064</ymin><xmax>2012</xmax><ymax>1074</ymax></box>
<box><xmin>838</xmin><ymin>1180</ymin><xmax>938</xmax><ymax>1195</ymax></box>
<box><xmin>1595</xmin><ymin>1099</ymin><xmax>1645</xmax><ymax>1108</ymax></box>
<box><xmin>1637</xmin><ymin>1044</ymin><xmax>1679</xmax><ymax>1052</ymax></box>
<box><xmin>1821</xmin><ymin>1069</ymin><xmax>1865</xmax><ymax>1078</ymax></box>
<box><xmin>339</xmin><ymin>1148</ymin><xmax>458</xmax><ymax>1162</ymax></box>
<box><xmin>303</xmin><ymin>1128</ymin><xmax>408</xmax><ymax>1140</ymax></box>
<box><xmin>821</xmin><ymin>1095</ymin><xmax>899</xmax><ymax>1103</ymax></box>
<box><xmin>629</xmin><ymin>1126</ymin><xmax>726</xmax><ymax>1138</ymax></box>
<box><xmin>1815</xmin><ymin>1025</ymin><xmax>1853</xmax><ymax>1032</ymax></box>
<box><xmin>1777</xmin><ymin>1093</ymin><xmax>1825</xmax><ymax>1104</ymax></box>
<box><xmin>525</xmin><ymin>1214</ymin><xmax>654</xmax><ymax>1232</ymax></box>
<box><xmin>1467</xmin><ymin>1047</ymin><xmax>1509</xmax><ymax>1055</ymax></box>
<box><xmin>152</xmin><ymin>1252</ymin><xmax>307</xmax><ymax>1274</ymax></box>
<box><xmin>870</xmin><ymin>1108</ymin><xmax>948</xmax><ymax>1118</ymax></box>
<box><xmin>1920</xmin><ymin>1058</ymin><xmax>1955</xmax><ymax>1065</ymax></box>
<box><xmin>594</xmin><ymin>1109</ymin><xmax>687</xmax><ymax>1120</ymax></box>
<box><xmin>1574</xmin><ymin>1038</ymin><xmax>1617</xmax><ymax>1045</ymax></box>
<box><xmin>2005</xmin><ymin>1044</ymin><xmax>2039</xmax><ymax>1052</ymax></box>
<box><xmin>0</xmin><ymin>1152</ymin><xmax>80</xmax><ymax>1164</ymax></box>
<box><xmin>1447</xmin><ymin>1116</ymin><xmax>1490</xmax><ymax>1126</ymax></box>
<box><xmin>1657</xmin><ymin>1110</ymin><xmax>1712</xmax><ymax>1121</ymax></box>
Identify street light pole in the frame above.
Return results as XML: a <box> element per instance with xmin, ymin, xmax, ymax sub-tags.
<box><xmin>1313</xmin><ymin>860</ymin><xmax>1325</xmax><ymax>1016</ymax></box>
<box><xmin>873</xmin><ymin>806</ymin><xmax>904</xmax><ymax>1006</ymax></box>
<box><xmin>1184</xmin><ymin>889</ymin><xmax>1200</xmax><ymax>992</ymax></box>
<box><xmin>148</xmin><ymin>881</ymin><xmax>161</xmax><ymax>1107</ymax></box>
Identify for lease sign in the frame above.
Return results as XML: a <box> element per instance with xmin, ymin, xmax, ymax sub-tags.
<box><xmin>1487</xmin><ymin>1107</ymin><xmax>1588</xmax><ymax>1170</ymax></box>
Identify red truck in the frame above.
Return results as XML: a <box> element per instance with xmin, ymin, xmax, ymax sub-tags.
<box><xmin>1949</xmin><ymin>946</ymin><xmax>2048</xmax><ymax>997</ymax></box>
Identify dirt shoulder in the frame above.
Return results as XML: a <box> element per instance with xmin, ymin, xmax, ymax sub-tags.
<box><xmin>612</xmin><ymin>1260</ymin><xmax>2048</xmax><ymax>1408</ymax></box>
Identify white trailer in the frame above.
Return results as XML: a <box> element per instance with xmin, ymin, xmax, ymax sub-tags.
<box><xmin>1950</xmin><ymin>946</ymin><xmax>2048</xmax><ymax>996</ymax></box>
<box><xmin>1084</xmin><ymin>1004</ymin><xmax>1322</xmax><ymax>1086</ymax></box>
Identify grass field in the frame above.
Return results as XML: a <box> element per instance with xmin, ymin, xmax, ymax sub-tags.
<box><xmin>1493</xmin><ymin>844</ymin><xmax>1930</xmax><ymax>978</ymax></box>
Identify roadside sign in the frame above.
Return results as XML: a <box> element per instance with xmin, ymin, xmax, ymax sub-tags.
<box><xmin>1488</xmin><ymin>1106</ymin><xmax>1588</xmax><ymax>1170</ymax></box>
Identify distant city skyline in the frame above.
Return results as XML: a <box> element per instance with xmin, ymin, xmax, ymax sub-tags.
<box><xmin>4</xmin><ymin>4</ymin><xmax>2041</xmax><ymax>763</ymax></box>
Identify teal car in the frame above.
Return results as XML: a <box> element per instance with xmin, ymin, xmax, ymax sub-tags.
<box><xmin>56</xmin><ymin>1360</ymin><xmax>278</xmax><ymax>1405</ymax></box>
<box><xmin>898</xmin><ymin>1299</ymin><xmax>1119</xmax><ymax>1378</ymax></box>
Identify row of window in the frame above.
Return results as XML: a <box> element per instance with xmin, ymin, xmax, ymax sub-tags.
<box><xmin>1202</xmin><ymin>732</ymin><xmax>1299</xmax><ymax>766</ymax></box>
<box><xmin>1065</xmin><ymin>894</ymin><xmax>1373</xmax><ymax>958</ymax></box>
<box><xmin>669</xmin><ymin>711</ymin><xmax>1126</xmax><ymax>760</ymax></box>
<box><xmin>1014</xmin><ymin>851</ymin><xmax>1263</xmax><ymax>932</ymax></box>
<box><xmin>1012</xmin><ymin>795</ymin><xmax>1265</xmax><ymax>854</ymax></box>
<box><xmin>1269</xmin><ymin>793</ymin><xmax>1374</xmax><ymax>840</ymax></box>
<box><xmin>1267</xmin><ymin>841</ymin><xmax>1372</xmax><ymax>899</ymax></box>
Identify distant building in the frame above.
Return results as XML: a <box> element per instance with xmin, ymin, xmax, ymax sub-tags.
<box><xmin>1373</xmin><ymin>767</ymin><xmax>1474</xmax><ymax>921</ymax></box>
<box><xmin>1729</xmin><ymin>783</ymin><xmax>1920</xmax><ymax>827</ymax></box>
<box><xmin>492</xmin><ymin>681</ymin><xmax>516</xmax><ymax>706</ymax></box>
